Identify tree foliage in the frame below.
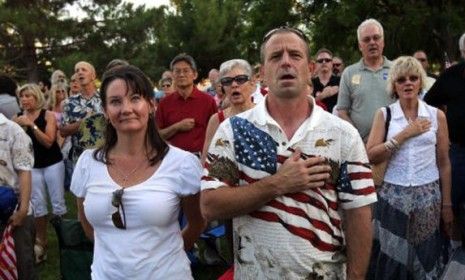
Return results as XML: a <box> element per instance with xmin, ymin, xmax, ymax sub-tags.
<box><xmin>1</xmin><ymin>0</ymin><xmax>464</xmax><ymax>83</ymax></box>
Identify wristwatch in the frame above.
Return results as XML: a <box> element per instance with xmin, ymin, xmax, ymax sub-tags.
<box><xmin>32</xmin><ymin>125</ymin><xmax>38</xmax><ymax>131</ymax></box>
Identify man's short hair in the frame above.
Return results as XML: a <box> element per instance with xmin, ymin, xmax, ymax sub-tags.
<box><xmin>105</xmin><ymin>59</ymin><xmax>129</xmax><ymax>72</ymax></box>
<box><xmin>260</xmin><ymin>27</ymin><xmax>310</xmax><ymax>63</ymax></box>
<box><xmin>357</xmin><ymin>18</ymin><xmax>384</xmax><ymax>42</ymax></box>
<box><xmin>315</xmin><ymin>48</ymin><xmax>333</xmax><ymax>59</ymax></box>
<box><xmin>219</xmin><ymin>59</ymin><xmax>253</xmax><ymax>79</ymax></box>
<box><xmin>0</xmin><ymin>75</ymin><xmax>17</xmax><ymax>97</ymax></box>
<box><xmin>75</xmin><ymin>61</ymin><xmax>96</xmax><ymax>78</ymax></box>
<box><xmin>170</xmin><ymin>53</ymin><xmax>198</xmax><ymax>72</ymax></box>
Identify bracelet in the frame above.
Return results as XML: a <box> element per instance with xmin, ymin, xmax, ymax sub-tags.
<box><xmin>384</xmin><ymin>138</ymin><xmax>400</xmax><ymax>152</ymax></box>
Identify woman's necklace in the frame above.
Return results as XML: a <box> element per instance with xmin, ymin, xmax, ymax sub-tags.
<box><xmin>110</xmin><ymin>159</ymin><xmax>146</xmax><ymax>184</ymax></box>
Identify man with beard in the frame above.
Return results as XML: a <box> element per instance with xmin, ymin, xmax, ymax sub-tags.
<box><xmin>156</xmin><ymin>54</ymin><xmax>217</xmax><ymax>156</ymax></box>
<box><xmin>60</xmin><ymin>61</ymin><xmax>102</xmax><ymax>163</ymax></box>
<box><xmin>336</xmin><ymin>19</ymin><xmax>393</xmax><ymax>142</ymax></box>
<box><xmin>201</xmin><ymin>26</ymin><xmax>376</xmax><ymax>279</ymax></box>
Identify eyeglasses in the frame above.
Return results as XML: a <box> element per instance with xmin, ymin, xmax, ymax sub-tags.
<box><xmin>220</xmin><ymin>75</ymin><xmax>249</xmax><ymax>87</ymax></box>
<box><xmin>333</xmin><ymin>63</ymin><xmax>342</xmax><ymax>67</ymax></box>
<box><xmin>263</xmin><ymin>26</ymin><xmax>308</xmax><ymax>44</ymax></box>
<box><xmin>161</xmin><ymin>84</ymin><xmax>171</xmax><ymax>88</ymax></box>
<box><xmin>316</xmin><ymin>58</ymin><xmax>332</xmax><ymax>64</ymax></box>
<box><xmin>361</xmin><ymin>34</ymin><xmax>382</xmax><ymax>43</ymax></box>
<box><xmin>173</xmin><ymin>68</ymin><xmax>192</xmax><ymax>75</ymax></box>
<box><xmin>111</xmin><ymin>188</ymin><xmax>126</xmax><ymax>229</ymax></box>
<box><xmin>395</xmin><ymin>75</ymin><xmax>419</xmax><ymax>84</ymax></box>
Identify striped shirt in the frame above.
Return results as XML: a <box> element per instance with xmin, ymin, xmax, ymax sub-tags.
<box><xmin>201</xmin><ymin>96</ymin><xmax>377</xmax><ymax>279</ymax></box>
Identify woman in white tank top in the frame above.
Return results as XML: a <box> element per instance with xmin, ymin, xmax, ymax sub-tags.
<box><xmin>366</xmin><ymin>56</ymin><xmax>452</xmax><ymax>280</ymax></box>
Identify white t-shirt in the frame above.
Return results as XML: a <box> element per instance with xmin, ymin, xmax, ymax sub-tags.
<box><xmin>71</xmin><ymin>146</ymin><xmax>201</xmax><ymax>280</ymax></box>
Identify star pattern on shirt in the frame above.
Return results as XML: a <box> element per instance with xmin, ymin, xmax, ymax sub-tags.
<box><xmin>336</xmin><ymin>161</ymin><xmax>351</xmax><ymax>193</ymax></box>
<box><xmin>230</xmin><ymin>117</ymin><xmax>277</xmax><ymax>174</ymax></box>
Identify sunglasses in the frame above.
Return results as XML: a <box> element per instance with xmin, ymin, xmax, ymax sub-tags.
<box><xmin>220</xmin><ymin>75</ymin><xmax>249</xmax><ymax>87</ymax></box>
<box><xmin>263</xmin><ymin>26</ymin><xmax>308</xmax><ymax>44</ymax></box>
<box><xmin>316</xmin><ymin>58</ymin><xmax>332</xmax><ymax>64</ymax></box>
<box><xmin>395</xmin><ymin>75</ymin><xmax>419</xmax><ymax>84</ymax></box>
<box><xmin>361</xmin><ymin>34</ymin><xmax>382</xmax><ymax>43</ymax></box>
<box><xmin>111</xmin><ymin>188</ymin><xmax>126</xmax><ymax>229</ymax></box>
<box><xmin>416</xmin><ymin>58</ymin><xmax>427</xmax><ymax>62</ymax></box>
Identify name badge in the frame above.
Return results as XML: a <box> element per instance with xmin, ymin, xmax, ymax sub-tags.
<box><xmin>351</xmin><ymin>74</ymin><xmax>361</xmax><ymax>85</ymax></box>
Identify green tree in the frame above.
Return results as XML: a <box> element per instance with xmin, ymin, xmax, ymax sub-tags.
<box><xmin>300</xmin><ymin>0</ymin><xmax>465</xmax><ymax>66</ymax></box>
<box><xmin>0</xmin><ymin>0</ymin><xmax>76</xmax><ymax>81</ymax></box>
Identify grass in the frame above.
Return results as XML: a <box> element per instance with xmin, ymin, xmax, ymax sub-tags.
<box><xmin>38</xmin><ymin>191</ymin><xmax>229</xmax><ymax>279</ymax></box>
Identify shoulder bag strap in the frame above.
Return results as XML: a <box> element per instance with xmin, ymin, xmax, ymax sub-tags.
<box><xmin>383</xmin><ymin>106</ymin><xmax>391</xmax><ymax>142</ymax></box>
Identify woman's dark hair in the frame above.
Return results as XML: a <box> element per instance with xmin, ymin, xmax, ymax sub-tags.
<box><xmin>93</xmin><ymin>65</ymin><xmax>169</xmax><ymax>166</ymax></box>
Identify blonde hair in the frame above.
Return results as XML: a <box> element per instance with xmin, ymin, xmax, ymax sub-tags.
<box><xmin>387</xmin><ymin>56</ymin><xmax>427</xmax><ymax>99</ymax></box>
<box><xmin>49</xmin><ymin>82</ymin><xmax>69</xmax><ymax>110</ymax></box>
<box><xmin>17</xmin><ymin>83</ymin><xmax>46</xmax><ymax>110</ymax></box>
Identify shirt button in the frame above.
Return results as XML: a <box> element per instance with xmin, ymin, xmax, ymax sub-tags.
<box><xmin>281</xmin><ymin>142</ymin><xmax>286</xmax><ymax>146</ymax></box>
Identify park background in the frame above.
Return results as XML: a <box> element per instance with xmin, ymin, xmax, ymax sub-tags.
<box><xmin>1</xmin><ymin>0</ymin><xmax>465</xmax><ymax>279</ymax></box>
<box><xmin>1</xmin><ymin>0</ymin><xmax>465</xmax><ymax>84</ymax></box>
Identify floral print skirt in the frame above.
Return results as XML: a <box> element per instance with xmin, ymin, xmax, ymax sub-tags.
<box><xmin>367</xmin><ymin>181</ymin><xmax>450</xmax><ymax>280</ymax></box>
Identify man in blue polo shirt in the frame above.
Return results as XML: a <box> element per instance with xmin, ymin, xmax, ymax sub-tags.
<box><xmin>336</xmin><ymin>19</ymin><xmax>394</xmax><ymax>142</ymax></box>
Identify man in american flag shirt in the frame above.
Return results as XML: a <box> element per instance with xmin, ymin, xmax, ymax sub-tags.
<box><xmin>200</xmin><ymin>27</ymin><xmax>377</xmax><ymax>280</ymax></box>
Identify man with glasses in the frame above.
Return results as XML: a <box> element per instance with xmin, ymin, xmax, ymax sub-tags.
<box><xmin>332</xmin><ymin>56</ymin><xmax>345</xmax><ymax>77</ymax></box>
<box><xmin>336</xmin><ymin>18</ymin><xmax>393</xmax><ymax>142</ymax></box>
<box><xmin>312</xmin><ymin>48</ymin><xmax>340</xmax><ymax>112</ymax></box>
<box><xmin>201</xmin><ymin>26</ymin><xmax>376</xmax><ymax>279</ymax></box>
<box><xmin>155</xmin><ymin>53</ymin><xmax>217</xmax><ymax>155</ymax></box>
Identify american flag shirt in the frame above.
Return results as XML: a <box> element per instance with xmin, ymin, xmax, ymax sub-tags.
<box><xmin>201</xmin><ymin>97</ymin><xmax>377</xmax><ymax>279</ymax></box>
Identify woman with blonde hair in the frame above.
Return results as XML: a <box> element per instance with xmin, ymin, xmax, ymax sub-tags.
<box><xmin>13</xmin><ymin>83</ymin><xmax>67</xmax><ymax>264</ymax></box>
<box><xmin>366</xmin><ymin>56</ymin><xmax>452</xmax><ymax>279</ymax></box>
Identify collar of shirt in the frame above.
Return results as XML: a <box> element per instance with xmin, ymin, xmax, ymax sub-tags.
<box><xmin>174</xmin><ymin>87</ymin><xmax>205</xmax><ymax>101</ymax></box>
<box><xmin>357</xmin><ymin>56</ymin><xmax>392</xmax><ymax>71</ymax></box>
<box><xmin>248</xmin><ymin>95</ymin><xmax>325</xmax><ymax>132</ymax></box>
<box><xmin>391</xmin><ymin>99</ymin><xmax>429</xmax><ymax>120</ymax></box>
<box><xmin>0</xmin><ymin>113</ymin><xmax>7</xmax><ymax>125</ymax></box>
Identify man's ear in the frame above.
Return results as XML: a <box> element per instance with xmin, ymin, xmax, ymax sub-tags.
<box><xmin>193</xmin><ymin>71</ymin><xmax>198</xmax><ymax>80</ymax></box>
<box><xmin>308</xmin><ymin>60</ymin><xmax>315</xmax><ymax>77</ymax></box>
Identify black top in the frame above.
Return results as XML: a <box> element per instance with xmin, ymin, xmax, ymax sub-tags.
<box><xmin>424</xmin><ymin>62</ymin><xmax>465</xmax><ymax>146</ymax></box>
<box><xmin>311</xmin><ymin>75</ymin><xmax>340</xmax><ymax>112</ymax></box>
<box><xmin>19</xmin><ymin>109</ymin><xmax>63</xmax><ymax>168</ymax></box>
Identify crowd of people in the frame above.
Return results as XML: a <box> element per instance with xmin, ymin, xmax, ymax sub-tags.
<box><xmin>0</xmin><ymin>17</ymin><xmax>465</xmax><ymax>280</ymax></box>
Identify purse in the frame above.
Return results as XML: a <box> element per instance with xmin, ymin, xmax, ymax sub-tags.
<box><xmin>372</xmin><ymin>106</ymin><xmax>391</xmax><ymax>187</ymax></box>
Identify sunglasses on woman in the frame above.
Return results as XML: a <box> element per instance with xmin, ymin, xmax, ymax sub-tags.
<box><xmin>395</xmin><ymin>75</ymin><xmax>419</xmax><ymax>84</ymax></box>
<box><xmin>111</xmin><ymin>188</ymin><xmax>126</xmax><ymax>229</ymax></box>
<box><xmin>220</xmin><ymin>75</ymin><xmax>249</xmax><ymax>87</ymax></box>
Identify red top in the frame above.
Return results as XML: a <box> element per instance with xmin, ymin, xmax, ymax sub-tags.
<box><xmin>155</xmin><ymin>87</ymin><xmax>217</xmax><ymax>153</ymax></box>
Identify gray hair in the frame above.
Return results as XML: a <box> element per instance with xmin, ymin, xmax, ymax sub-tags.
<box><xmin>219</xmin><ymin>59</ymin><xmax>252</xmax><ymax>79</ymax></box>
<box><xmin>170</xmin><ymin>53</ymin><xmax>198</xmax><ymax>72</ymax></box>
<box><xmin>357</xmin><ymin>18</ymin><xmax>384</xmax><ymax>42</ymax></box>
